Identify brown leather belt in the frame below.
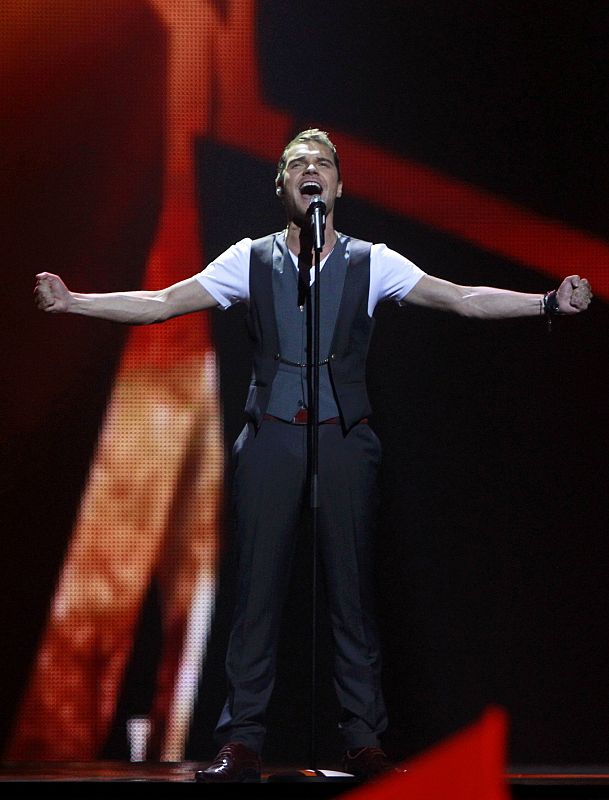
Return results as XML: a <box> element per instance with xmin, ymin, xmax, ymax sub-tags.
<box><xmin>263</xmin><ymin>409</ymin><xmax>368</xmax><ymax>425</ymax></box>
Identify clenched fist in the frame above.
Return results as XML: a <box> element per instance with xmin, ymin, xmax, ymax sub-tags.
<box><xmin>34</xmin><ymin>272</ymin><xmax>72</xmax><ymax>313</ymax></box>
<box><xmin>556</xmin><ymin>275</ymin><xmax>593</xmax><ymax>314</ymax></box>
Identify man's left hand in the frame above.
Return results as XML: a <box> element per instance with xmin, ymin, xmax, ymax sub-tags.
<box><xmin>556</xmin><ymin>275</ymin><xmax>593</xmax><ymax>314</ymax></box>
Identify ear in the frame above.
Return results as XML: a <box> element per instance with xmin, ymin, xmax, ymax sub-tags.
<box><xmin>336</xmin><ymin>180</ymin><xmax>343</xmax><ymax>199</ymax></box>
<box><xmin>276</xmin><ymin>185</ymin><xmax>283</xmax><ymax>196</ymax></box>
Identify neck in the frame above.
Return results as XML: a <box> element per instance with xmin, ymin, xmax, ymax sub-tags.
<box><xmin>285</xmin><ymin>220</ymin><xmax>338</xmax><ymax>261</ymax></box>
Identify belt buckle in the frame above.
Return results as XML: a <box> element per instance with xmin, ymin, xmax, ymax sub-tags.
<box><xmin>292</xmin><ymin>408</ymin><xmax>308</xmax><ymax>424</ymax></box>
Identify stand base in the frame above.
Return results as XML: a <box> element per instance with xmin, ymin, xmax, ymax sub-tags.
<box><xmin>266</xmin><ymin>769</ymin><xmax>356</xmax><ymax>783</ymax></box>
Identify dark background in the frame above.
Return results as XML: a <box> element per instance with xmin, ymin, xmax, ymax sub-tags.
<box><xmin>2</xmin><ymin>0</ymin><xmax>608</xmax><ymax>771</ymax></box>
<box><xmin>188</xmin><ymin>1</ymin><xmax>609</xmax><ymax>768</ymax></box>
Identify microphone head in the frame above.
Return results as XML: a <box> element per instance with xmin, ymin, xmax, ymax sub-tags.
<box><xmin>307</xmin><ymin>194</ymin><xmax>326</xmax><ymax>213</ymax></box>
<box><xmin>307</xmin><ymin>195</ymin><xmax>326</xmax><ymax>250</ymax></box>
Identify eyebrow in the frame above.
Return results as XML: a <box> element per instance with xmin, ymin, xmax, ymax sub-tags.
<box><xmin>287</xmin><ymin>155</ymin><xmax>335</xmax><ymax>166</ymax></box>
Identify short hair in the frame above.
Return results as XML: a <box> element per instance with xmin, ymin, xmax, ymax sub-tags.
<box><xmin>275</xmin><ymin>128</ymin><xmax>341</xmax><ymax>190</ymax></box>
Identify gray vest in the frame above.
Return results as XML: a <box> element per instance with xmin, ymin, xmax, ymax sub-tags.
<box><xmin>245</xmin><ymin>232</ymin><xmax>374</xmax><ymax>432</ymax></box>
<box><xmin>265</xmin><ymin>235</ymin><xmax>347</xmax><ymax>421</ymax></box>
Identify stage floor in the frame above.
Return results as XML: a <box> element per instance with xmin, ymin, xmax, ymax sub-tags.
<box><xmin>2</xmin><ymin>762</ymin><xmax>609</xmax><ymax>798</ymax></box>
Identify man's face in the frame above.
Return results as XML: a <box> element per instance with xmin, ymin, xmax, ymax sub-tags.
<box><xmin>277</xmin><ymin>141</ymin><xmax>343</xmax><ymax>224</ymax></box>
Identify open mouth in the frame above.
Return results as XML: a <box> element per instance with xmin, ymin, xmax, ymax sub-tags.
<box><xmin>299</xmin><ymin>180</ymin><xmax>322</xmax><ymax>196</ymax></box>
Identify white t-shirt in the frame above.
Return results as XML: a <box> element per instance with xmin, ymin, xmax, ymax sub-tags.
<box><xmin>196</xmin><ymin>235</ymin><xmax>426</xmax><ymax>317</ymax></box>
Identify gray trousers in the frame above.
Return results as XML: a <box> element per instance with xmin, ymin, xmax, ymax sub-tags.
<box><xmin>214</xmin><ymin>418</ymin><xmax>388</xmax><ymax>753</ymax></box>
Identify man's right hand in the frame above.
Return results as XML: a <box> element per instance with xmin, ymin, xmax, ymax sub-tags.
<box><xmin>33</xmin><ymin>271</ymin><xmax>218</xmax><ymax>323</ymax></box>
<box><xmin>34</xmin><ymin>272</ymin><xmax>72</xmax><ymax>313</ymax></box>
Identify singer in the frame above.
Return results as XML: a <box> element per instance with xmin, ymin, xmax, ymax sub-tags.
<box><xmin>34</xmin><ymin>128</ymin><xmax>592</xmax><ymax>783</ymax></box>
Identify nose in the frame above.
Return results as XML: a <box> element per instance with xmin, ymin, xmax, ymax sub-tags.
<box><xmin>305</xmin><ymin>162</ymin><xmax>318</xmax><ymax>174</ymax></box>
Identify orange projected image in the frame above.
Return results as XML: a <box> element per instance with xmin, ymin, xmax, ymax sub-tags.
<box><xmin>4</xmin><ymin>0</ymin><xmax>231</xmax><ymax>761</ymax></box>
<box><xmin>4</xmin><ymin>0</ymin><xmax>294</xmax><ymax>763</ymax></box>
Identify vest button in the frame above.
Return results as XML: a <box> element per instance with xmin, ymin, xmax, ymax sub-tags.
<box><xmin>274</xmin><ymin>353</ymin><xmax>281</xmax><ymax>360</ymax></box>
<box><xmin>330</xmin><ymin>353</ymin><xmax>336</xmax><ymax>360</ymax></box>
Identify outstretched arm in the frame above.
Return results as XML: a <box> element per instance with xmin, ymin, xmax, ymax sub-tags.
<box><xmin>403</xmin><ymin>274</ymin><xmax>593</xmax><ymax>319</ymax></box>
<box><xmin>34</xmin><ymin>272</ymin><xmax>218</xmax><ymax>324</ymax></box>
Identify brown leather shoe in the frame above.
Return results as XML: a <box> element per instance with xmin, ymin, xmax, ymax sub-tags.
<box><xmin>194</xmin><ymin>742</ymin><xmax>261</xmax><ymax>783</ymax></box>
<box><xmin>342</xmin><ymin>746</ymin><xmax>405</xmax><ymax>781</ymax></box>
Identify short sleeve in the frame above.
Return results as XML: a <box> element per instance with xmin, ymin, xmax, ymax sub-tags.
<box><xmin>368</xmin><ymin>243</ymin><xmax>426</xmax><ymax>315</ymax></box>
<box><xmin>195</xmin><ymin>238</ymin><xmax>252</xmax><ymax>309</ymax></box>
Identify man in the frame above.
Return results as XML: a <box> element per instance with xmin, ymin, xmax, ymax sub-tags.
<box><xmin>34</xmin><ymin>128</ymin><xmax>592</xmax><ymax>782</ymax></box>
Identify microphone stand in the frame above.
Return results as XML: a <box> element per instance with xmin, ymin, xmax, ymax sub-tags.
<box><xmin>306</xmin><ymin>198</ymin><xmax>352</xmax><ymax>784</ymax></box>
<box><xmin>269</xmin><ymin>199</ymin><xmax>326</xmax><ymax>784</ymax></box>
<box><xmin>308</xmin><ymin>200</ymin><xmax>323</xmax><ymax>777</ymax></box>
<box><xmin>269</xmin><ymin>198</ymin><xmax>354</xmax><ymax>786</ymax></box>
<box><xmin>308</xmin><ymin>199</ymin><xmax>352</xmax><ymax>783</ymax></box>
<box><xmin>307</xmin><ymin>195</ymin><xmax>326</xmax><ymax>774</ymax></box>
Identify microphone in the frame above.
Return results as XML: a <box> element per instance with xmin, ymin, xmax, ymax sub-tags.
<box><xmin>307</xmin><ymin>195</ymin><xmax>326</xmax><ymax>251</ymax></box>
